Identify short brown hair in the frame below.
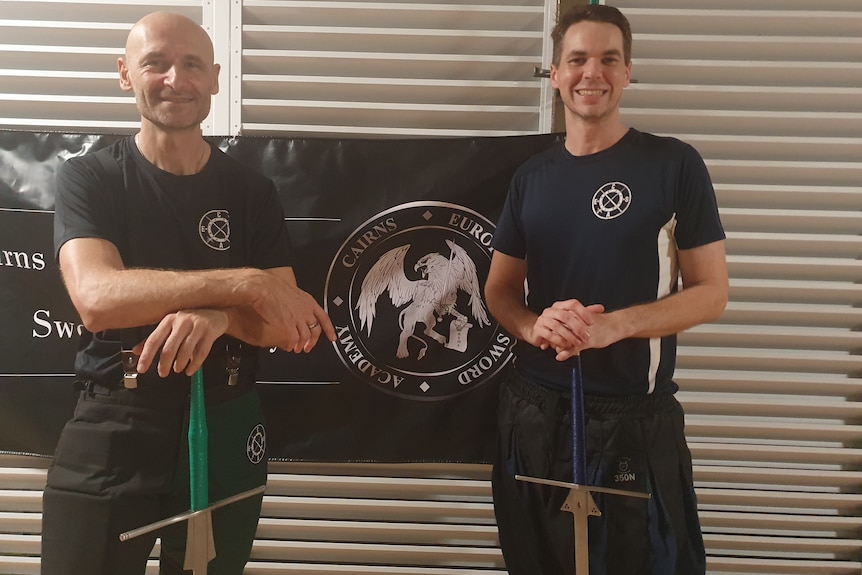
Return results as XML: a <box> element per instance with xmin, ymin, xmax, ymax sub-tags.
<box><xmin>551</xmin><ymin>4</ymin><xmax>632</xmax><ymax>66</ymax></box>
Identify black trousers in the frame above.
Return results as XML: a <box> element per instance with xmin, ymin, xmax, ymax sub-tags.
<box><xmin>41</xmin><ymin>387</ymin><xmax>267</xmax><ymax>575</ymax></box>
<box><xmin>492</xmin><ymin>367</ymin><xmax>706</xmax><ymax>575</ymax></box>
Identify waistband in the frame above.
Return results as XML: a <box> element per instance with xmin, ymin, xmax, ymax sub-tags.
<box><xmin>75</xmin><ymin>372</ymin><xmax>256</xmax><ymax>408</ymax></box>
<box><xmin>504</xmin><ymin>367</ymin><xmax>680</xmax><ymax>419</ymax></box>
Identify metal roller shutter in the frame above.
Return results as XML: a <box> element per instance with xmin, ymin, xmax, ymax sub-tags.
<box><xmin>613</xmin><ymin>0</ymin><xmax>862</xmax><ymax>572</ymax></box>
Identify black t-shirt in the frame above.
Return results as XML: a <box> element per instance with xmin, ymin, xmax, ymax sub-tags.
<box><xmin>53</xmin><ymin>137</ymin><xmax>294</xmax><ymax>390</ymax></box>
<box><xmin>492</xmin><ymin>129</ymin><xmax>725</xmax><ymax>395</ymax></box>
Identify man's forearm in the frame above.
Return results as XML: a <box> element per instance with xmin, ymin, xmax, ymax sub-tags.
<box><xmin>594</xmin><ymin>240</ymin><xmax>729</xmax><ymax>345</ymax></box>
<box><xmin>66</xmin><ymin>265</ymin><xmax>266</xmax><ymax>333</ymax></box>
<box><xmin>599</xmin><ymin>283</ymin><xmax>728</xmax><ymax>344</ymax></box>
<box><xmin>485</xmin><ymin>282</ymin><xmax>537</xmax><ymax>343</ymax></box>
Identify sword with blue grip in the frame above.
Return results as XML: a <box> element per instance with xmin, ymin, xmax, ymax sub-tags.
<box><xmin>516</xmin><ymin>355</ymin><xmax>649</xmax><ymax>575</ymax></box>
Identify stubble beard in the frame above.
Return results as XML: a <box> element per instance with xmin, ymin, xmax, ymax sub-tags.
<box><xmin>564</xmin><ymin>91</ymin><xmax>620</xmax><ymax>125</ymax></box>
<box><xmin>137</xmin><ymin>92</ymin><xmax>210</xmax><ymax>132</ymax></box>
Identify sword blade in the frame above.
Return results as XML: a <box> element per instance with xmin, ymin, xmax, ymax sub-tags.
<box><xmin>183</xmin><ymin>511</ymin><xmax>216</xmax><ymax>573</ymax></box>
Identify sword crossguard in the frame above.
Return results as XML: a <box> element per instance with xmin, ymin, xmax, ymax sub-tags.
<box><xmin>119</xmin><ymin>368</ymin><xmax>264</xmax><ymax>574</ymax></box>
<box><xmin>118</xmin><ymin>485</ymin><xmax>267</xmax><ymax>542</ymax></box>
<box><xmin>516</xmin><ymin>474</ymin><xmax>649</xmax><ymax>575</ymax></box>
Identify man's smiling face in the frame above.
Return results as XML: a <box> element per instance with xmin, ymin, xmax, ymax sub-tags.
<box><xmin>119</xmin><ymin>12</ymin><xmax>220</xmax><ymax>132</ymax></box>
<box><xmin>550</xmin><ymin>20</ymin><xmax>631</xmax><ymax>125</ymax></box>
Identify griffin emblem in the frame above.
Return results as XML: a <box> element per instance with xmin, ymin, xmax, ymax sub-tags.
<box><xmin>356</xmin><ymin>240</ymin><xmax>491</xmax><ymax>359</ymax></box>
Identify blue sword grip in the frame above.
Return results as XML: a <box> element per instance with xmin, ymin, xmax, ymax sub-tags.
<box><xmin>571</xmin><ymin>357</ymin><xmax>586</xmax><ymax>486</ymax></box>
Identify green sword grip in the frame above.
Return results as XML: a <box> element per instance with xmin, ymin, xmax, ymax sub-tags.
<box><xmin>189</xmin><ymin>368</ymin><xmax>208</xmax><ymax>512</ymax></box>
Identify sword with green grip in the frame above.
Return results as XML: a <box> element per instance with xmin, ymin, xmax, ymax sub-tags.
<box><xmin>120</xmin><ymin>367</ymin><xmax>266</xmax><ymax>575</ymax></box>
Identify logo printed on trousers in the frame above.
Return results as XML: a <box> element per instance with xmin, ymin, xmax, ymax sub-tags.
<box><xmin>246</xmin><ymin>423</ymin><xmax>266</xmax><ymax>464</ymax></box>
<box><xmin>613</xmin><ymin>456</ymin><xmax>636</xmax><ymax>483</ymax></box>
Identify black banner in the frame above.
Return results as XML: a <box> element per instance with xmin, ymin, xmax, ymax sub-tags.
<box><xmin>0</xmin><ymin>130</ymin><xmax>560</xmax><ymax>463</ymax></box>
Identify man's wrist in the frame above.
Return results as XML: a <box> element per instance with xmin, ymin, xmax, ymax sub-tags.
<box><xmin>223</xmin><ymin>267</ymin><xmax>265</xmax><ymax>306</ymax></box>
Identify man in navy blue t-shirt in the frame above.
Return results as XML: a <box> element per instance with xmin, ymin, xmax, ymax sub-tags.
<box><xmin>485</xmin><ymin>5</ymin><xmax>728</xmax><ymax>575</ymax></box>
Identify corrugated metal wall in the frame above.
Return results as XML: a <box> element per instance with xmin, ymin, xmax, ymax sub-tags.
<box><xmin>615</xmin><ymin>0</ymin><xmax>862</xmax><ymax>572</ymax></box>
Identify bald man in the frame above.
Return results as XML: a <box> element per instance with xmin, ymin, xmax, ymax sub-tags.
<box><xmin>42</xmin><ymin>12</ymin><xmax>334</xmax><ymax>574</ymax></box>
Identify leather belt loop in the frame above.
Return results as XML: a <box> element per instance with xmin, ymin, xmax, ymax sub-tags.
<box><xmin>121</xmin><ymin>350</ymin><xmax>139</xmax><ymax>389</ymax></box>
<box><xmin>118</xmin><ymin>326</ymin><xmax>144</xmax><ymax>390</ymax></box>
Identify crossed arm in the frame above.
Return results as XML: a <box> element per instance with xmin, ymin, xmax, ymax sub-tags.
<box><xmin>484</xmin><ymin>240</ymin><xmax>729</xmax><ymax>361</ymax></box>
<box><xmin>59</xmin><ymin>237</ymin><xmax>336</xmax><ymax>377</ymax></box>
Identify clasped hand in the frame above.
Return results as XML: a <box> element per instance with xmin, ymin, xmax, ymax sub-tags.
<box><xmin>531</xmin><ymin>299</ymin><xmax>606</xmax><ymax>361</ymax></box>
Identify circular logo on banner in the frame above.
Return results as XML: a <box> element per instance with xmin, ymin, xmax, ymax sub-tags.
<box><xmin>325</xmin><ymin>201</ymin><xmax>513</xmax><ymax>401</ymax></box>
<box><xmin>246</xmin><ymin>423</ymin><xmax>266</xmax><ymax>464</ymax></box>
<box><xmin>592</xmin><ymin>181</ymin><xmax>632</xmax><ymax>220</ymax></box>
<box><xmin>199</xmin><ymin>209</ymin><xmax>231</xmax><ymax>251</ymax></box>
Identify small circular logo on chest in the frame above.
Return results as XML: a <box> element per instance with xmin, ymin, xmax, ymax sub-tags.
<box><xmin>199</xmin><ymin>210</ymin><xmax>231</xmax><ymax>251</ymax></box>
<box><xmin>592</xmin><ymin>182</ymin><xmax>632</xmax><ymax>220</ymax></box>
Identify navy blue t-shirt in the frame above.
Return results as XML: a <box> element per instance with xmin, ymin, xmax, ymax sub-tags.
<box><xmin>492</xmin><ymin>129</ymin><xmax>724</xmax><ymax>396</ymax></box>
